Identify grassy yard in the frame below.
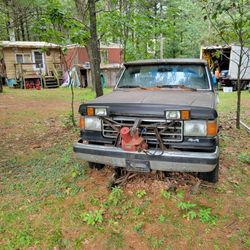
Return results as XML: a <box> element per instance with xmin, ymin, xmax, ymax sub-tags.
<box><xmin>0</xmin><ymin>88</ymin><xmax>249</xmax><ymax>249</ymax></box>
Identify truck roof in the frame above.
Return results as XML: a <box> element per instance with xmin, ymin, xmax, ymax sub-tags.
<box><xmin>124</xmin><ymin>58</ymin><xmax>207</xmax><ymax>66</ymax></box>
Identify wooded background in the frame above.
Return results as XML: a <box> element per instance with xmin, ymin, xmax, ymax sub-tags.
<box><xmin>0</xmin><ymin>0</ymin><xmax>233</xmax><ymax>61</ymax></box>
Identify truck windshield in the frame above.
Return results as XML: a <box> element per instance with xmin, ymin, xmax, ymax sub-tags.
<box><xmin>117</xmin><ymin>64</ymin><xmax>210</xmax><ymax>90</ymax></box>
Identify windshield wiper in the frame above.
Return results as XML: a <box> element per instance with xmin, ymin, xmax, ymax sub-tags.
<box><xmin>118</xmin><ymin>85</ymin><xmax>146</xmax><ymax>89</ymax></box>
<box><xmin>157</xmin><ymin>84</ymin><xmax>197</xmax><ymax>91</ymax></box>
<box><xmin>174</xmin><ymin>84</ymin><xmax>197</xmax><ymax>91</ymax></box>
<box><xmin>156</xmin><ymin>85</ymin><xmax>175</xmax><ymax>88</ymax></box>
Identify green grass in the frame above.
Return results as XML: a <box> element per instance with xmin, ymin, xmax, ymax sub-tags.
<box><xmin>218</xmin><ymin>91</ymin><xmax>250</xmax><ymax>124</ymax></box>
<box><xmin>0</xmin><ymin>87</ymin><xmax>249</xmax><ymax>249</ymax></box>
<box><xmin>2</xmin><ymin>86</ymin><xmax>112</xmax><ymax>102</ymax></box>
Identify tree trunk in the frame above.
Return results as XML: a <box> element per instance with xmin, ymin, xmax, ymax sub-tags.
<box><xmin>5</xmin><ymin>0</ymin><xmax>15</xmax><ymax>41</ymax></box>
<box><xmin>25</xmin><ymin>14</ymin><xmax>30</xmax><ymax>41</ymax></box>
<box><xmin>154</xmin><ymin>1</ymin><xmax>157</xmax><ymax>58</ymax></box>
<box><xmin>236</xmin><ymin>46</ymin><xmax>243</xmax><ymax>129</ymax></box>
<box><xmin>0</xmin><ymin>77</ymin><xmax>3</xmax><ymax>93</ymax></box>
<box><xmin>14</xmin><ymin>11</ymin><xmax>20</xmax><ymax>41</ymax></box>
<box><xmin>88</xmin><ymin>0</ymin><xmax>103</xmax><ymax>97</ymax></box>
<box><xmin>20</xmin><ymin>16</ymin><xmax>26</xmax><ymax>41</ymax></box>
<box><xmin>236</xmin><ymin>80</ymin><xmax>241</xmax><ymax>129</ymax></box>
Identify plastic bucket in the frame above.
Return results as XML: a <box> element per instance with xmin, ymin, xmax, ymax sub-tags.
<box><xmin>7</xmin><ymin>79</ymin><xmax>16</xmax><ymax>87</ymax></box>
<box><xmin>223</xmin><ymin>87</ymin><xmax>233</xmax><ymax>92</ymax></box>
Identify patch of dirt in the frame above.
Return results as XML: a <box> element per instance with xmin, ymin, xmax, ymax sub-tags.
<box><xmin>0</xmin><ymin>90</ymin><xmax>80</xmax><ymax>163</ymax></box>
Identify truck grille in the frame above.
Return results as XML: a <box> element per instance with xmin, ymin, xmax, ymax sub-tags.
<box><xmin>102</xmin><ymin>117</ymin><xmax>183</xmax><ymax>144</ymax></box>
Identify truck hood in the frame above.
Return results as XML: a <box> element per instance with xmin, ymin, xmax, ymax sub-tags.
<box><xmin>88</xmin><ymin>89</ymin><xmax>216</xmax><ymax>109</ymax></box>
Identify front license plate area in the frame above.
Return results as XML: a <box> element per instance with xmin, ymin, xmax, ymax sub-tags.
<box><xmin>126</xmin><ymin>159</ymin><xmax>151</xmax><ymax>172</ymax></box>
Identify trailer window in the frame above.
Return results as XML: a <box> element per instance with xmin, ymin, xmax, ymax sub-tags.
<box><xmin>16</xmin><ymin>54</ymin><xmax>31</xmax><ymax>63</ymax></box>
<box><xmin>16</xmin><ymin>54</ymin><xmax>23</xmax><ymax>63</ymax></box>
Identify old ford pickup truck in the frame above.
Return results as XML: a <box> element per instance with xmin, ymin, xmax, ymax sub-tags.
<box><xmin>73</xmin><ymin>59</ymin><xmax>219</xmax><ymax>182</ymax></box>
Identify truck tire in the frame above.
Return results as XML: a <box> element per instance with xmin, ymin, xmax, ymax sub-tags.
<box><xmin>242</xmin><ymin>81</ymin><xmax>248</xmax><ymax>90</ymax></box>
<box><xmin>88</xmin><ymin>162</ymin><xmax>105</xmax><ymax>170</ymax></box>
<box><xmin>198</xmin><ymin>163</ymin><xmax>219</xmax><ymax>183</ymax></box>
<box><xmin>231</xmin><ymin>81</ymin><xmax>237</xmax><ymax>91</ymax></box>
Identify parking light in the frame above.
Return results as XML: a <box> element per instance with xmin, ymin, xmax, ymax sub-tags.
<box><xmin>87</xmin><ymin>107</ymin><xmax>94</xmax><ymax>116</ymax></box>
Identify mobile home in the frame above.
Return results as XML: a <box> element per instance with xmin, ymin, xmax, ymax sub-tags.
<box><xmin>0</xmin><ymin>41</ymin><xmax>64</xmax><ymax>89</ymax></box>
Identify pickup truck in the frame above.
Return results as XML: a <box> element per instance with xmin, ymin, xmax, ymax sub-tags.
<box><xmin>73</xmin><ymin>59</ymin><xmax>219</xmax><ymax>183</ymax></box>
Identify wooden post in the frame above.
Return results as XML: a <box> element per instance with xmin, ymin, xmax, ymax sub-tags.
<box><xmin>39</xmin><ymin>64</ymin><xmax>42</xmax><ymax>88</ymax></box>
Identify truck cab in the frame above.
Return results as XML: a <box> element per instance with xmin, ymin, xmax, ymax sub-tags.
<box><xmin>74</xmin><ymin>59</ymin><xmax>219</xmax><ymax>182</ymax></box>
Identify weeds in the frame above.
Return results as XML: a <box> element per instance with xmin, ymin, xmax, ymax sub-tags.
<box><xmin>61</xmin><ymin>112</ymin><xmax>76</xmax><ymax>128</ymax></box>
<box><xmin>121</xmin><ymin>201</ymin><xmax>133</xmax><ymax>213</ymax></box>
<box><xmin>132</xmin><ymin>199</ymin><xmax>151</xmax><ymax>216</ymax></box>
<box><xmin>238</xmin><ymin>153</ymin><xmax>250</xmax><ymax>164</ymax></box>
<box><xmin>73</xmin><ymin>234</ymin><xmax>85</xmax><ymax>249</ymax></box>
<box><xmin>106</xmin><ymin>231</ymin><xmax>124</xmax><ymax>249</ymax></box>
<box><xmin>136</xmin><ymin>189</ymin><xmax>147</xmax><ymax>199</ymax></box>
<box><xmin>176</xmin><ymin>191</ymin><xmax>184</xmax><ymax>199</ymax></box>
<box><xmin>6</xmin><ymin>229</ymin><xmax>36</xmax><ymax>249</ymax></box>
<box><xmin>81</xmin><ymin>209</ymin><xmax>104</xmax><ymax>226</ymax></box>
<box><xmin>133</xmin><ymin>222</ymin><xmax>144</xmax><ymax>234</ymax></box>
<box><xmin>183</xmin><ymin>210</ymin><xmax>197</xmax><ymax>220</ymax></box>
<box><xmin>177</xmin><ymin>201</ymin><xmax>196</xmax><ymax>211</ymax></box>
<box><xmin>158</xmin><ymin>214</ymin><xmax>166</xmax><ymax>223</ymax></box>
<box><xmin>160</xmin><ymin>189</ymin><xmax>171</xmax><ymax>199</ymax></box>
<box><xmin>108</xmin><ymin>187</ymin><xmax>124</xmax><ymax>206</ymax></box>
<box><xmin>177</xmin><ymin>200</ymin><xmax>217</xmax><ymax>224</ymax></box>
<box><xmin>177</xmin><ymin>201</ymin><xmax>197</xmax><ymax>221</ymax></box>
<box><xmin>198</xmin><ymin>208</ymin><xmax>218</xmax><ymax>225</ymax></box>
<box><xmin>132</xmin><ymin>206</ymin><xmax>144</xmax><ymax>216</ymax></box>
<box><xmin>89</xmin><ymin>195</ymin><xmax>101</xmax><ymax>206</ymax></box>
<box><xmin>245</xmin><ymin>239</ymin><xmax>250</xmax><ymax>248</ymax></box>
<box><xmin>148</xmin><ymin>236</ymin><xmax>165</xmax><ymax>249</ymax></box>
<box><xmin>48</xmin><ymin>228</ymin><xmax>64</xmax><ymax>248</ymax></box>
<box><xmin>71</xmin><ymin>163</ymin><xmax>85</xmax><ymax>179</ymax></box>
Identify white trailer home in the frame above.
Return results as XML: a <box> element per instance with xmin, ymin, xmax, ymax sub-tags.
<box><xmin>200</xmin><ymin>45</ymin><xmax>250</xmax><ymax>90</ymax></box>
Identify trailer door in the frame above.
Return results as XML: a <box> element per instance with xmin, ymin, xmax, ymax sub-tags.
<box><xmin>229</xmin><ymin>45</ymin><xmax>250</xmax><ymax>80</ymax></box>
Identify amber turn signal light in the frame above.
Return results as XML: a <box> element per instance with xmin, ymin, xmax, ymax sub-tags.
<box><xmin>181</xmin><ymin>110</ymin><xmax>190</xmax><ymax>120</ymax></box>
<box><xmin>87</xmin><ymin>107</ymin><xmax>94</xmax><ymax>116</ymax></box>
<box><xmin>79</xmin><ymin>116</ymin><xmax>85</xmax><ymax>129</ymax></box>
<box><xmin>207</xmin><ymin>120</ymin><xmax>217</xmax><ymax>136</ymax></box>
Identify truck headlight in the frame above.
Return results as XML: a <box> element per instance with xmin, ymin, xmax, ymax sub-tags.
<box><xmin>165</xmin><ymin>111</ymin><xmax>181</xmax><ymax>120</ymax></box>
<box><xmin>165</xmin><ymin>110</ymin><xmax>190</xmax><ymax>120</ymax></box>
<box><xmin>184</xmin><ymin>120</ymin><xmax>207</xmax><ymax>136</ymax></box>
<box><xmin>85</xmin><ymin>116</ymin><xmax>101</xmax><ymax>131</ymax></box>
<box><xmin>95</xmin><ymin>107</ymin><xmax>107</xmax><ymax>116</ymax></box>
<box><xmin>87</xmin><ymin>106</ymin><xmax>108</xmax><ymax>116</ymax></box>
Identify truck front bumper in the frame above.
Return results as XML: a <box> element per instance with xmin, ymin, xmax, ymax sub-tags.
<box><xmin>73</xmin><ymin>143</ymin><xmax>219</xmax><ymax>172</ymax></box>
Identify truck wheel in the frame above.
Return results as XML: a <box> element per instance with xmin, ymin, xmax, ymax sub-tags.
<box><xmin>198</xmin><ymin>163</ymin><xmax>219</xmax><ymax>183</ymax></box>
<box><xmin>88</xmin><ymin>162</ymin><xmax>105</xmax><ymax>170</ymax></box>
<box><xmin>232</xmin><ymin>81</ymin><xmax>237</xmax><ymax>91</ymax></box>
<box><xmin>241</xmin><ymin>81</ymin><xmax>248</xmax><ymax>90</ymax></box>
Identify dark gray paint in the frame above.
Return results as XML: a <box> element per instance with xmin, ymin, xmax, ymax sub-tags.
<box><xmin>88</xmin><ymin>89</ymin><xmax>216</xmax><ymax>109</ymax></box>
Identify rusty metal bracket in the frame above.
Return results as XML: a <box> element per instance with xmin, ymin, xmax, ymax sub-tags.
<box><xmin>159</xmin><ymin>121</ymin><xmax>175</xmax><ymax>135</ymax></box>
<box><xmin>101</xmin><ymin>117</ymin><xmax>120</xmax><ymax>132</ymax></box>
<box><xmin>130</xmin><ymin>118</ymin><xmax>141</xmax><ymax>136</ymax></box>
<box><xmin>154</xmin><ymin>127</ymin><xmax>166</xmax><ymax>150</ymax></box>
